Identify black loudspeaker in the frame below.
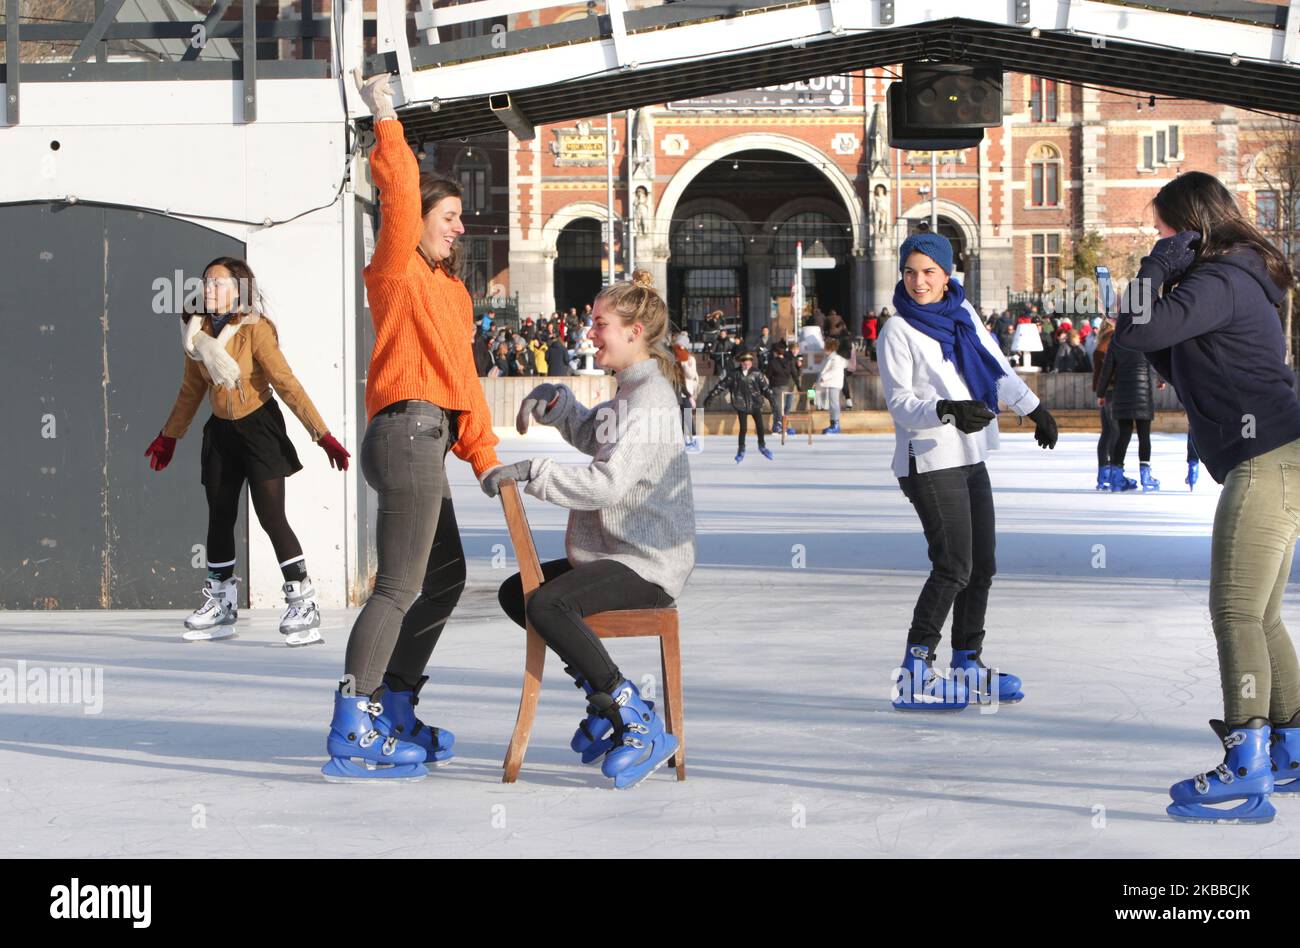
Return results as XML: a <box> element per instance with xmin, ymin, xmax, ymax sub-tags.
<box><xmin>887</xmin><ymin>82</ymin><xmax>984</xmax><ymax>150</ymax></box>
<box><xmin>902</xmin><ymin>63</ymin><xmax>1002</xmax><ymax>129</ymax></box>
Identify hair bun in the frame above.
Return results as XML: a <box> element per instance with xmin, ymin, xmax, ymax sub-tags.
<box><xmin>631</xmin><ymin>268</ymin><xmax>654</xmax><ymax>289</ymax></box>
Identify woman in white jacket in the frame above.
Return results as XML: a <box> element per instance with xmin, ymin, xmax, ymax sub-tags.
<box><xmin>877</xmin><ymin>233</ymin><xmax>1058</xmax><ymax>710</ymax></box>
<box><xmin>815</xmin><ymin>339</ymin><xmax>855</xmax><ymax>434</ymax></box>
<box><xmin>674</xmin><ymin>330</ymin><xmax>702</xmax><ymax>453</ymax></box>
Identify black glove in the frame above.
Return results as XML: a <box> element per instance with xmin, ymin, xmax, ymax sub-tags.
<box><xmin>516</xmin><ymin>383</ymin><xmax>561</xmax><ymax>434</ymax></box>
<box><xmin>936</xmin><ymin>399</ymin><xmax>996</xmax><ymax>434</ymax></box>
<box><xmin>1027</xmin><ymin>404</ymin><xmax>1058</xmax><ymax>449</ymax></box>
<box><xmin>480</xmin><ymin>460</ymin><xmax>534</xmax><ymax>497</ymax></box>
<box><xmin>1146</xmin><ymin>230</ymin><xmax>1201</xmax><ymax>281</ymax></box>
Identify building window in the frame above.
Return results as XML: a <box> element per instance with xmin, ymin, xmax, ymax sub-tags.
<box><xmin>1028</xmin><ymin>143</ymin><xmax>1062</xmax><ymax>207</ymax></box>
<box><xmin>1029</xmin><ymin>77</ymin><xmax>1058</xmax><ymax>123</ymax></box>
<box><xmin>1141</xmin><ymin>125</ymin><xmax>1182</xmax><ymax>170</ymax></box>
<box><xmin>460</xmin><ymin>236</ymin><xmax>491</xmax><ymax>298</ymax></box>
<box><xmin>671</xmin><ymin>212</ymin><xmax>745</xmax><ymax>267</ymax></box>
<box><xmin>1256</xmin><ymin>191</ymin><xmax>1279</xmax><ymax>231</ymax></box>
<box><xmin>455</xmin><ymin>150</ymin><xmax>491</xmax><ymax>214</ymax></box>
<box><xmin>1031</xmin><ymin>233</ymin><xmax>1062</xmax><ymax>292</ymax></box>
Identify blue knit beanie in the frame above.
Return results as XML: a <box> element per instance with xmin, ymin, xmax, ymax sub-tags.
<box><xmin>899</xmin><ymin>232</ymin><xmax>954</xmax><ymax>275</ymax></box>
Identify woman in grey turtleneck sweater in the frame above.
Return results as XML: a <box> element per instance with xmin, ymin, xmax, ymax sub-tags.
<box><xmin>482</xmin><ymin>276</ymin><xmax>696</xmax><ymax>789</ymax></box>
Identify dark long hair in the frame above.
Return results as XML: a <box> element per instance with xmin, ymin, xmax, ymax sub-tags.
<box><xmin>184</xmin><ymin>256</ymin><xmax>266</xmax><ymax>326</ymax></box>
<box><xmin>1152</xmin><ymin>171</ymin><xmax>1293</xmax><ymax>291</ymax></box>
<box><xmin>418</xmin><ymin>173</ymin><xmax>463</xmax><ymax>279</ymax></box>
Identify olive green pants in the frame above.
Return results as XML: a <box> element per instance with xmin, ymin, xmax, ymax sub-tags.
<box><xmin>1211</xmin><ymin>437</ymin><xmax>1300</xmax><ymax>725</ymax></box>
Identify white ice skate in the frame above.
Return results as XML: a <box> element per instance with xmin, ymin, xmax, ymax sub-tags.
<box><xmin>280</xmin><ymin>580</ymin><xmax>323</xmax><ymax>647</ymax></box>
<box><xmin>181</xmin><ymin>577</ymin><xmax>240</xmax><ymax>641</ymax></box>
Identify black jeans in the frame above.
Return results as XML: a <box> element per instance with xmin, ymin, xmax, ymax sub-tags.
<box><xmin>736</xmin><ymin>409</ymin><xmax>765</xmax><ymax>450</ymax></box>
<box><xmin>897</xmin><ymin>458</ymin><xmax>996</xmax><ymax>653</ymax></box>
<box><xmin>498</xmin><ymin>558</ymin><xmax>674</xmax><ymax>695</ymax></box>
<box><xmin>344</xmin><ymin>402</ymin><xmax>466</xmax><ymax>695</ymax></box>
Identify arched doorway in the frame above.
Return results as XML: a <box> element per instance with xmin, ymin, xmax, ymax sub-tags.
<box><xmin>667</xmin><ymin>148</ymin><xmax>854</xmax><ymax>338</ymax></box>
<box><xmin>553</xmin><ymin>218</ymin><xmax>604</xmax><ymax>314</ymax></box>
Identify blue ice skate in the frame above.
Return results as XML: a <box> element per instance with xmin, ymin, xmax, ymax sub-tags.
<box><xmin>950</xmin><ymin>648</ymin><xmax>1023</xmax><ymax>704</ymax></box>
<box><xmin>374</xmin><ymin>675</ymin><xmax>455</xmax><ymax>765</ymax></box>
<box><xmin>892</xmin><ymin>644</ymin><xmax>968</xmax><ymax>711</ymax></box>
<box><xmin>321</xmin><ymin>687</ymin><xmax>428</xmax><ymax>782</ymax></box>
<box><xmin>1140</xmin><ymin>462</ymin><xmax>1160</xmax><ymax>492</ymax></box>
<box><xmin>589</xmin><ymin>680</ymin><xmax>678</xmax><ymax>789</ymax></box>
<box><xmin>1167</xmin><ymin>719</ymin><xmax>1275</xmax><ymax>823</ymax></box>
<box><xmin>1271</xmin><ymin>711</ymin><xmax>1300</xmax><ymax>794</ymax></box>
<box><xmin>1096</xmin><ymin>465</ymin><xmax>1114</xmax><ymax>491</ymax></box>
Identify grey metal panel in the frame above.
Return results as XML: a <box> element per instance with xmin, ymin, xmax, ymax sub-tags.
<box><xmin>0</xmin><ymin>205</ymin><xmax>108</xmax><ymax>608</ymax></box>
<box><xmin>100</xmin><ymin>207</ymin><xmax>248</xmax><ymax>609</ymax></box>
<box><xmin>242</xmin><ymin>0</ymin><xmax>256</xmax><ymax>122</ymax></box>
<box><xmin>5</xmin><ymin>0</ymin><xmax>18</xmax><ymax>123</ymax></box>
<box><xmin>71</xmin><ymin>0</ymin><xmax>128</xmax><ymax>64</ymax></box>
<box><xmin>19</xmin><ymin>21</ymin><xmax>332</xmax><ymax>41</ymax></box>
<box><xmin>0</xmin><ymin>203</ymin><xmax>248</xmax><ymax>609</ymax></box>
<box><xmin>182</xmin><ymin>0</ymin><xmax>234</xmax><ymax>62</ymax></box>
<box><xmin>0</xmin><ymin>61</ymin><xmax>327</xmax><ymax>82</ymax></box>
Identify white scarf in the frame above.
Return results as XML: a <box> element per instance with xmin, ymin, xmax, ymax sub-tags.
<box><xmin>181</xmin><ymin>315</ymin><xmax>242</xmax><ymax>389</ymax></box>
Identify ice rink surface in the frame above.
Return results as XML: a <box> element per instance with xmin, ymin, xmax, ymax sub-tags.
<box><xmin>4</xmin><ymin>431</ymin><xmax>1298</xmax><ymax>858</ymax></box>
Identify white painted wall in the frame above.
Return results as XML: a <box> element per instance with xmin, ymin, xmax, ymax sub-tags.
<box><xmin>0</xmin><ymin>79</ymin><xmax>360</xmax><ymax>609</ymax></box>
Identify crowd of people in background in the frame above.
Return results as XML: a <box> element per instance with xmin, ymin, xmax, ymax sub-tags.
<box><xmin>980</xmin><ymin>303</ymin><xmax>1107</xmax><ymax>373</ymax></box>
<box><xmin>473</xmin><ymin>304</ymin><xmax>596</xmax><ymax>378</ymax></box>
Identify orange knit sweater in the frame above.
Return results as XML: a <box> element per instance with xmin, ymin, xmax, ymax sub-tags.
<box><xmin>363</xmin><ymin>119</ymin><xmax>501</xmax><ymax>476</ymax></box>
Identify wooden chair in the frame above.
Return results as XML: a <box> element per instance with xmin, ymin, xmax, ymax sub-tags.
<box><xmin>497</xmin><ymin>480</ymin><xmax>685</xmax><ymax>784</ymax></box>
<box><xmin>781</xmin><ymin>411</ymin><xmax>815</xmax><ymax>445</ymax></box>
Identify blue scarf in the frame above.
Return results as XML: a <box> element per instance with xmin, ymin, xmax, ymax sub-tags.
<box><xmin>892</xmin><ymin>279</ymin><xmax>1005</xmax><ymax>413</ymax></box>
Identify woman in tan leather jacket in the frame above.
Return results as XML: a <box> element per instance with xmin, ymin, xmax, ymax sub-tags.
<box><xmin>144</xmin><ymin>257</ymin><xmax>350</xmax><ymax>644</ymax></box>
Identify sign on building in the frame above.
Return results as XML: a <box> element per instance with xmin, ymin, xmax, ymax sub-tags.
<box><xmin>667</xmin><ymin>76</ymin><xmax>853</xmax><ymax>110</ymax></box>
<box><xmin>551</xmin><ymin>120</ymin><xmax>617</xmax><ymax>166</ymax></box>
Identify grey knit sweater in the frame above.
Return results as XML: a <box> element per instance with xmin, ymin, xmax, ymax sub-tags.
<box><xmin>525</xmin><ymin>358</ymin><xmax>697</xmax><ymax>600</ymax></box>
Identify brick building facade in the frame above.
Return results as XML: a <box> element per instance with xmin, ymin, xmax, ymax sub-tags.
<box><xmin>420</xmin><ymin>57</ymin><xmax>1290</xmax><ymax>336</ymax></box>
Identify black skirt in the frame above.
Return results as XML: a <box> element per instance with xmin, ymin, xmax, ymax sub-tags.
<box><xmin>201</xmin><ymin>398</ymin><xmax>303</xmax><ymax>486</ymax></box>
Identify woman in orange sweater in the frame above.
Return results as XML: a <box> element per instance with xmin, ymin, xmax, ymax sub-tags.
<box><xmin>145</xmin><ymin>257</ymin><xmax>350</xmax><ymax>645</ymax></box>
<box><xmin>321</xmin><ymin>72</ymin><xmax>505</xmax><ymax>781</ymax></box>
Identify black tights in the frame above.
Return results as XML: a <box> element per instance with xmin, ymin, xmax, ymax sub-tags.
<box><xmin>498</xmin><ymin>559</ymin><xmax>674</xmax><ymax>694</ymax></box>
<box><xmin>204</xmin><ymin>477</ymin><xmax>304</xmax><ymax>574</ymax></box>
<box><xmin>1112</xmin><ymin>418</ymin><xmax>1152</xmax><ymax>468</ymax></box>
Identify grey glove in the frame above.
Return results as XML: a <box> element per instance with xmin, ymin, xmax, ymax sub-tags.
<box><xmin>480</xmin><ymin>460</ymin><xmax>534</xmax><ymax>498</ymax></box>
<box><xmin>516</xmin><ymin>383</ymin><xmax>561</xmax><ymax>434</ymax></box>
<box><xmin>352</xmin><ymin>69</ymin><xmax>397</xmax><ymax>121</ymax></box>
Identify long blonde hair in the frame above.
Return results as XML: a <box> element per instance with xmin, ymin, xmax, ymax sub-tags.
<box><xmin>594</xmin><ymin>277</ymin><xmax>684</xmax><ymax>390</ymax></box>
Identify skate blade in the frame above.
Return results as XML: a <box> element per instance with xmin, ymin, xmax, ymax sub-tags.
<box><xmin>611</xmin><ymin>735</ymin><xmax>679</xmax><ymax>790</ymax></box>
<box><xmin>320</xmin><ymin>758</ymin><xmax>428</xmax><ymax>782</ymax></box>
<box><xmin>181</xmin><ymin>629</ymin><xmax>238</xmax><ymax>642</ymax></box>
<box><xmin>1166</xmin><ymin>797</ymin><xmax>1276</xmax><ymax>824</ymax></box>
<box><xmin>284</xmin><ymin>632</ymin><xmax>324</xmax><ymax>647</ymax></box>
<box><xmin>892</xmin><ymin>693</ymin><xmax>968</xmax><ymax>711</ymax></box>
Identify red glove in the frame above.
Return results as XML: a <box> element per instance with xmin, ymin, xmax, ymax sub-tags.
<box><xmin>319</xmin><ymin>432</ymin><xmax>350</xmax><ymax>471</ymax></box>
<box><xmin>145</xmin><ymin>433</ymin><xmax>176</xmax><ymax>471</ymax></box>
